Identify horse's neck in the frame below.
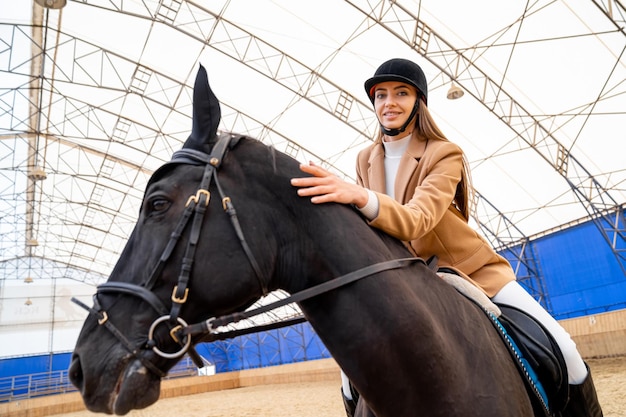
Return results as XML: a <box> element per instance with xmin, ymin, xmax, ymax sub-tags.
<box><xmin>278</xmin><ymin>204</ymin><xmax>411</xmax><ymax>293</ymax></box>
<box><xmin>290</xmin><ymin>204</ymin><xmax>426</xmax><ymax>330</ymax></box>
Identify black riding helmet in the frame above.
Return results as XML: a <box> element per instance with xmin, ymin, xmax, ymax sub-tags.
<box><xmin>364</xmin><ymin>58</ymin><xmax>428</xmax><ymax>136</ymax></box>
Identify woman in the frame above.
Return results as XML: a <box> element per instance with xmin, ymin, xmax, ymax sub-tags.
<box><xmin>290</xmin><ymin>58</ymin><xmax>602</xmax><ymax>417</ymax></box>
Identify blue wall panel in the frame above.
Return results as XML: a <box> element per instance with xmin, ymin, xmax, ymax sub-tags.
<box><xmin>530</xmin><ymin>221</ymin><xmax>626</xmax><ymax>319</ymax></box>
<box><xmin>0</xmin><ymin>353</ymin><xmax>67</xmax><ymax>376</ymax></box>
<box><xmin>193</xmin><ymin>323</ymin><xmax>331</xmax><ymax>373</ymax></box>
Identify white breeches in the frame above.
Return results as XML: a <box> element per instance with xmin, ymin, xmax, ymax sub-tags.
<box><xmin>341</xmin><ymin>371</ymin><xmax>353</xmax><ymax>399</ymax></box>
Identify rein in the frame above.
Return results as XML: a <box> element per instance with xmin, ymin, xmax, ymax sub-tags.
<box><xmin>72</xmin><ymin>134</ymin><xmax>424</xmax><ymax>377</ymax></box>
<box><xmin>183</xmin><ymin>257</ymin><xmax>424</xmax><ymax>339</ymax></box>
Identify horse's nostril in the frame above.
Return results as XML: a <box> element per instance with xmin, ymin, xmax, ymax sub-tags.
<box><xmin>69</xmin><ymin>355</ymin><xmax>84</xmax><ymax>389</ymax></box>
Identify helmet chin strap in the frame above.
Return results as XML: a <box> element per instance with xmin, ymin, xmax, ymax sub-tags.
<box><xmin>380</xmin><ymin>99</ymin><xmax>419</xmax><ymax>137</ymax></box>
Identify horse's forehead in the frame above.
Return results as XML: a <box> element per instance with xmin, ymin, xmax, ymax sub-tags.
<box><xmin>146</xmin><ymin>162</ymin><xmax>200</xmax><ymax>191</ymax></box>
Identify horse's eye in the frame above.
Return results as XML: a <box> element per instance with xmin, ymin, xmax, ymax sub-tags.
<box><xmin>150</xmin><ymin>199</ymin><xmax>171</xmax><ymax>213</ymax></box>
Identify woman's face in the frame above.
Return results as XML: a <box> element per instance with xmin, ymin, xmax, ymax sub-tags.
<box><xmin>373</xmin><ymin>81</ymin><xmax>418</xmax><ymax>131</ymax></box>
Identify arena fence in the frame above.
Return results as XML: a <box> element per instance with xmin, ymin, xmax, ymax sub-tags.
<box><xmin>0</xmin><ymin>356</ymin><xmax>207</xmax><ymax>403</ymax></box>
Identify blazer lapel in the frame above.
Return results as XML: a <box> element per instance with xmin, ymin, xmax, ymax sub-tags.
<box><xmin>367</xmin><ymin>143</ymin><xmax>386</xmax><ymax>193</ymax></box>
<box><xmin>395</xmin><ymin>136</ymin><xmax>428</xmax><ymax>203</ymax></box>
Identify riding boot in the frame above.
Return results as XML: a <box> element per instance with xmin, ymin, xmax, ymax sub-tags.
<box><xmin>341</xmin><ymin>388</ymin><xmax>357</xmax><ymax>417</ymax></box>
<box><xmin>562</xmin><ymin>364</ymin><xmax>603</xmax><ymax>417</ymax></box>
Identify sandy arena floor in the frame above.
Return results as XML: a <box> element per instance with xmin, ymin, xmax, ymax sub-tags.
<box><xmin>57</xmin><ymin>356</ymin><xmax>625</xmax><ymax>417</ymax></box>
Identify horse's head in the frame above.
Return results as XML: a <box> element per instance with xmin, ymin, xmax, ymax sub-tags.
<box><xmin>68</xmin><ymin>65</ymin><xmax>285</xmax><ymax>414</ymax></box>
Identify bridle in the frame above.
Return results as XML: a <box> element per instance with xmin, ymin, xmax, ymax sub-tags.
<box><xmin>71</xmin><ymin>133</ymin><xmax>262</xmax><ymax>375</ymax></box>
<box><xmin>72</xmin><ymin>133</ymin><xmax>425</xmax><ymax>378</ymax></box>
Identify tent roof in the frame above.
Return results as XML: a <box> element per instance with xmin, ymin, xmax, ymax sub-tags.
<box><xmin>1</xmin><ymin>0</ymin><xmax>625</xmax><ymax>285</ymax></box>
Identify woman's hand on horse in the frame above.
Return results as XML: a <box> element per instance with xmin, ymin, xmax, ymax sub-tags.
<box><xmin>291</xmin><ymin>162</ymin><xmax>369</xmax><ymax>208</ymax></box>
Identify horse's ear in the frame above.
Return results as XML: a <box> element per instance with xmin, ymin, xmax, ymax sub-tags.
<box><xmin>182</xmin><ymin>64</ymin><xmax>221</xmax><ymax>153</ymax></box>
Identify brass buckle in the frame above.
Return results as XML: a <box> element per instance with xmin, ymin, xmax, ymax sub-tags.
<box><xmin>97</xmin><ymin>311</ymin><xmax>108</xmax><ymax>325</ymax></box>
<box><xmin>171</xmin><ymin>286</ymin><xmax>189</xmax><ymax>304</ymax></box>
<box><xmin>186</xmin><ymin>189</ymin><xmax>210</xmax><ymax>207</ymax></box>
<box><xmin>222</xmin><ymin>196</ymin><xmax>231</xmax><ymax>211</ymax></box>
<box><xmin>169</xmin><ymin>324</ymin><xmax>183</xmax><ymax>344</ymax></box>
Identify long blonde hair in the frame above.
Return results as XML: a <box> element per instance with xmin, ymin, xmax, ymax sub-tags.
<box><xmin>376</xmin><ymin>99</ymin><xmax>474</xmax><ymax>221</ymax></box>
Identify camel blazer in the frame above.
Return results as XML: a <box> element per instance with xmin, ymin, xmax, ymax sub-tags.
<box><xmin>355</xmin><ymin>134</ymin><xmax>515</xmax><ymax>297</ymax></box>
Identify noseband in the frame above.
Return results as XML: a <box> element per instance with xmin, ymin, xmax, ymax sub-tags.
<box><xmin>72</xmin><ymin>133</ymin><xmax>426</xmax><ymax>378</ymax></box>
<box><xmin>72</xmin><ymin>133</ymin><xmax>267</xmax><ymax>375</ymax></box>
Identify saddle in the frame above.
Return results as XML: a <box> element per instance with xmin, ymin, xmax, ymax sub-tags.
<box><xmin>494</xmin><ymin>303</ymin><xmax>569</xmax><ymax>416</ymax></box>
<box><xmin>436</xmin><ymin>266</ymin><xmax>569</xmax><ymax>417</ymax></box>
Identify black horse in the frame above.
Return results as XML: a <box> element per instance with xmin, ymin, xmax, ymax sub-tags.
<box><xmin>69</xmin><ymin>65</ymin><xmax>536</xmax><ymax>416</ymax></box>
